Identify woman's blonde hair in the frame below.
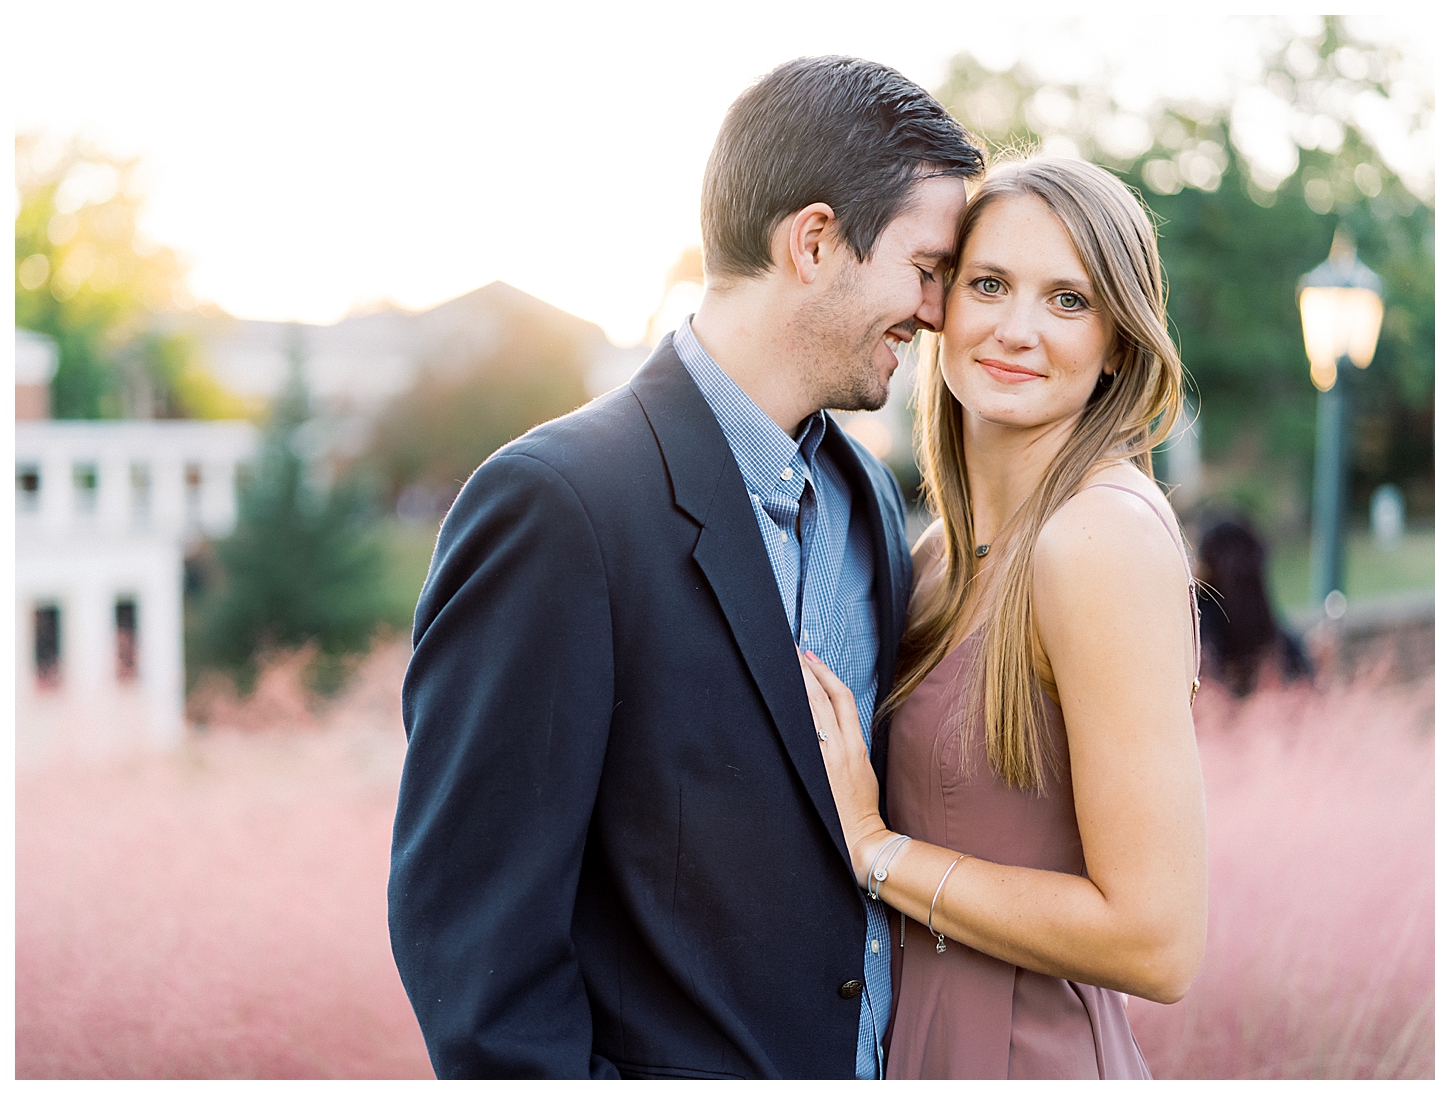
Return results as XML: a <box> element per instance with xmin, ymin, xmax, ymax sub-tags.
<box><xmin>881</xmin><ymin>156</ymin><xmax>1186</xmax><ymax>791</ymax></box>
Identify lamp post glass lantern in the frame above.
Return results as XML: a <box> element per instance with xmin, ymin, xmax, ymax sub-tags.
<box><xmin>1296</xmin><ymin>228</ymin><xmax>1384</xmax><ymax>613</ymax></box>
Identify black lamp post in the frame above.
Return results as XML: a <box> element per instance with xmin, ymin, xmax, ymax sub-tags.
<box><xmin>1296</xmin><ymin>228</ymin><xmax>1384</xmax><ymax>614</ymax></box>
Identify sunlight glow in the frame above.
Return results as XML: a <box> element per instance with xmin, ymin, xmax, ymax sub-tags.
<box><xmin>12</xmin><ymin>4</ymin><xmax>1431</xmax><ymax>347</ymax></box>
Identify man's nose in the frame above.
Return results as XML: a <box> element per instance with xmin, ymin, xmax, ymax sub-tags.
<box><xmin>915</xmin><ymin>277</ymin><xmax>946</xmax><ymax>333</ymax></box>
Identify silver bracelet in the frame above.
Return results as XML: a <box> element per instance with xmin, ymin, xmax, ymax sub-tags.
<box><xmin>864</xmin><ymin>834</ymin><xmax>907</xmax><ymax>894</ymax></box>
<box><xmin>928</xmin><ymin>854</ymin><xmax>968</xmax><ymax>954</ymax></box>
<box><xmin>866</xmin><ymin>834</ymin><xmax>912</xmax><ymax>900</ymax></box>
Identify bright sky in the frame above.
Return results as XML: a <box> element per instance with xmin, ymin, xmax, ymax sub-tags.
<box><xmin>13</xmin><ymin>3</ymin><xmax>1432</xmax><ymax>346</ymax></box>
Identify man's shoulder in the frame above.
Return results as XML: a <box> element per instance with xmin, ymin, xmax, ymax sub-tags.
<box><xmin>499</xmin><ymin>383</ymin><xmax>651</xmax><ymax>476</ymax></box>
<box><xmin>446</xmin><ymin>374</ymin><xmax>688</xmax><ymax>538</ymax></box>
<box><xmin>432</xmin><ymin>385</ymin><xmax>663</xmax><ymax>579</ymax></box>
<box><xmin>490</xmin><ymin>336</ymin><xmax>691</xmax><ymax>485</ymax></box>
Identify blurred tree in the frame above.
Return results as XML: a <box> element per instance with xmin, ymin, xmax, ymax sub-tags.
<box><xmin>361</xmin><ymin>285</ymin><xmax>594</xmax><ymax>517</ymax></box>
<box><xmin>14</xmin><ymin>134</ymin><xmax>249</xmax><ymax>419</ymax></box>
<box><xmin>935</xmin><ymin>15</ymin><xmax>1434</xmax><ymax>526</ymax></box>
<box><xmin>189</xmin><ymin>334</ymin><xmax>393</xmax><ymax>692</ymax></box>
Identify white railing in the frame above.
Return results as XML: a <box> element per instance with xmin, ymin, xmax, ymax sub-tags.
<box><xmin>15</xmin><ymin>420</ymin><xmax>258</xmax><ymax>543</ymax></box>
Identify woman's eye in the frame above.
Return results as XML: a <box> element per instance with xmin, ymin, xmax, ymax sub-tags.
<box><xmin>1055</xmin><ymin>292</ymin><xmax>1086</xmax><ymax>310</ymax></box>
<box><xmin>976</xmin><ymin>277</ymin><xmax>1003</xmax><ymax>294</ymax></box>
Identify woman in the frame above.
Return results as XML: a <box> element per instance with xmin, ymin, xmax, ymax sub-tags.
<box><xmin>800</xmin><ymin>157</ymin><xmax>1207</xmax><ymax>1079</ymax></box>
<box><xmin>1196</xmin><ymin>513</ymin><xmax>1311</xmax><ymax>696</ymax></box>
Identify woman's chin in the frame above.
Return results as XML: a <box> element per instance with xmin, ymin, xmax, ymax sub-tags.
<box><xmin>962</xmin><ymin>394</ymin><xmax>1088</xmax><ymax>437</ymax></box>
<box><xmin>965</xmin><ymin>402</ymin><xmax>1040</xmax><ymax>431</ymax></box>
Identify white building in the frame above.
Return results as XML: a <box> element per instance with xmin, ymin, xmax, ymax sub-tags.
<box><xmin>15</xmin><ymin>408</ymin><xmax>257</xmax><ymax>764</ymax></box>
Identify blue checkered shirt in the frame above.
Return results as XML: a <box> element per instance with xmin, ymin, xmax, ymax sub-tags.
<box><xmin>675</xmin><ymin>320</ymin><xmax>890</xmax><ymax>1079</ymax></box>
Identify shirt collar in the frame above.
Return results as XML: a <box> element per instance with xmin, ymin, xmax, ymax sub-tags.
<box><xmin>673</xmin><ymin>318</ymin><xmax>827</xmax><ymax>491</ymax></box>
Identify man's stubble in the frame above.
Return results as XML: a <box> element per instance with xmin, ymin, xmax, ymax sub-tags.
<box><xmin>791</xmin><ymin>261</ymin><xmax>896</xmax><ymax>417</ymax></box>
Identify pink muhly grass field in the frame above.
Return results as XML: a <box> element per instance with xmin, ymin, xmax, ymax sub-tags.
<box><xmin>16</xmin><ymin>642</ymin><xmax>1434</xmax><ymax>1079</ymax></box>
<box><xmin>1125</xmin><ymin>671</ymin><xmax>1434</xmax><ymax>1079</ymax></box>
<box><xmin>15</xmin><ymin>643</ymin><xmax>432</xmax><ymax>1080</ymax></box>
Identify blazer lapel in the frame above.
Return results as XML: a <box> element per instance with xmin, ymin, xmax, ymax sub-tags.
<box><xmin>631</xmin><ymin>341</ymin><xmax>851</xmax><ymax>865</ymax></box>
<box><xmin>821</xmin><ymin>418</ymin><xmax>911</xmax><ymax>774</ymax></box>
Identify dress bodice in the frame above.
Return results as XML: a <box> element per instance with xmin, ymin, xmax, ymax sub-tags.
<box><xmin>883</xmin><ymin>629</ymin><xmax>1152</xmax><ymax>1079</ymax></box>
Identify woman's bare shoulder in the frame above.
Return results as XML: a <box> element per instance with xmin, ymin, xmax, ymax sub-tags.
<box><xmin>1045</xmin><ymin>464</ymin><xmax>1182</xmax><ymax>549</ymax></box>
<box><xmin>1035</xmin><ymin>464</ymin><xmax>1187</xmax><ymax>596</ymax></box>
<box><xmin>1032</xmin><ymin>464</ymin><xmax>1197</xmax><ymax>699</ymax></box>
<box><xmin>1080</xmin><ymin>462</ymin><xmax>1176</xmax><ymax>515</ymax></box>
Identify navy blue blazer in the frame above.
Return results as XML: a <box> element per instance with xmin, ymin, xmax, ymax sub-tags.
<box><xmin>388</xmin><ymin>336</ymin><xmax>912</xmax><ymax>1078</ymax></box>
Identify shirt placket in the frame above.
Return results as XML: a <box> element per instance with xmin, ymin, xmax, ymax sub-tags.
<box><xmin>761</xmin><ymin>464</ymin><xmax>805</xmax><ymax>635</ymax></box>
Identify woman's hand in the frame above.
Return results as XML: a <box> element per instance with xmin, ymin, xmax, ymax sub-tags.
<box><xmin>798</xmin><ymin>650</ymin><xmax>895</xmax><ymax>888</ymax></box>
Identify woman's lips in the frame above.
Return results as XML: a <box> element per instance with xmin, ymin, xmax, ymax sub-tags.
<box><xmin>978</xmin><ymin>357</ymin><xmax>1042</xmax><ymax>384</ymax></box>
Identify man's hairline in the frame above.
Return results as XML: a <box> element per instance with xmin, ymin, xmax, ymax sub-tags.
<box><xmin>705</xmin><ymin>163</ymin><xmax>975</xmax><ymax>288</ymax></box>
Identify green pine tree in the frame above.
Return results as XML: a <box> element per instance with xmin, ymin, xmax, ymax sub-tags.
<box><xmin>191</xmin><ymin>333</ymin><xmax>392</xmax><ymax>693</ymax></box>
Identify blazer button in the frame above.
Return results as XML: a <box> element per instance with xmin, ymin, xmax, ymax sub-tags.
<box><xmin>837</xmin><ymin>979</ymin><xmax>865</xmax><ymax>999</ymax></box>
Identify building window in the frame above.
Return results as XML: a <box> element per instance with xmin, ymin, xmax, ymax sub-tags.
<box><xmin>184</xmin><ymin>462</ymin><xmax>203</xmax><ymax>526</ymax></box>
<box><xmin>35</xmin><ymin>603</ymin><xmax>61</xmax><ymax>688</ymax></box>
<box><xmin>17</xmin><ymin>464</ymin><xmax>40</xmax><ymax>513</ymax></box>
<box><xmin>73</xmin><ymin>462</ymin><xmax>99</xmax><ymax>514</ymax></box>
<box><xmin>115</xmin><ymin>597</ymin><xmax>139</xmax><ymax>681</ymax></box>
<box><xmin>130</xmin><ymin>463</ymin><xmax>152</xmax><ymax>524</ymax></box>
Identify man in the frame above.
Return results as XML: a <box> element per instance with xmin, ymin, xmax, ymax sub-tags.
<box><xmin>389</xmin><ymin>56</ymin><xmax>983</xmax><ymax>1079</ymax></box>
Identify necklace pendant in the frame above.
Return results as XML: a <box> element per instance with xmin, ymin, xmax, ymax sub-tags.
<box><xmin>974</xmin><ymin>544</ymin><xmax>990</xmax><ymax>558</ymax></box>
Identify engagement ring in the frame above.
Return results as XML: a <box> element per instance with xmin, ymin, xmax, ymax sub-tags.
<box><xmin>816</xmin><ymin>729</ymin><xmax>828</xmax><ymax>742</ymax></box>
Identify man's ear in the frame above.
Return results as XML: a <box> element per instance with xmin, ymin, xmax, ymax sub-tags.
<box><xmin>778</xmin><ymin>202</ymin><xmax>837</xmax><ymax>286</ymax></box>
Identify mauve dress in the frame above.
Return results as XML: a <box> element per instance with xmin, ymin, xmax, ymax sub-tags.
<box><xmin>884</xmin><ymin>484</ymin><xmax>1197</xmax><ymax>1080</ymax></box>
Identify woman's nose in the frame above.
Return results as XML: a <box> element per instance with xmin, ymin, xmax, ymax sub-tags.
<box><xmin>995</xmin><ymin>301</ymin><xmax>1040</xmax><ymax>349</ymax></box>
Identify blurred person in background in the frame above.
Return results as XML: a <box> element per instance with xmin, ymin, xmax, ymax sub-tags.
<box><xmin>389</xmin><ymin>56</ymin><xmax>984</xmax><ymax>1079</ymax></box>
<box><xmin>1195</xmin><ymin>515</ymin><xmax>1311</xmax><ymax>697</ymax></box>
<box><xmin>801</xmin><ymin>156</ymin><xmax>1206</xmax><ymax>1078</ymax></box>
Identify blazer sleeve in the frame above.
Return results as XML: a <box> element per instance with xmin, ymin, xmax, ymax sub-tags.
<box><xmin>388</xmin><ymin>451</ymin><xmax>618</xmax><ymax>1079</ymax></box>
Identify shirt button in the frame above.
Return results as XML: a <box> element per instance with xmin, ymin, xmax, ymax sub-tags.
<box><xmin>838</xmin><ymin>980</ymin><xmax>865</xmax><ymax>999</ymax></box>
<box><xmin>780</xmin><ymin>468</ymin><xmax>794</xmax><ymax>481</ymax></box>
<box><xmin>751</xmin><ymin>493</ymin><xmax>759</xmax><ymax>503</ymax></box>
<box><xmin>871</xmin><ymin>939</ymin><xmax>879</xmax><ymax>954</ymax></box>
<box><xmin>780</xmin><ymin>530</ymin><xmax>787</xmax><ymax>542</ymax></box>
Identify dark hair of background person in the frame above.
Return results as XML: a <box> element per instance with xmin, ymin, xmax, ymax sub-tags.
<box><xmin>1196</xmin><ymin>515</ymin><xmax>1311</xmax><ymax>697</ymax></box>
<box><xmin>701</xmin><ymin>55</ymin><xmax>986</xmax><ymax>282</ymax></box>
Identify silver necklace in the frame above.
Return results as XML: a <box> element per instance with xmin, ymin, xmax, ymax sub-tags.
<box><xmin>973</xmin><ymin>495</ymin><xmax>1029</xmax><ymax>559</ymax></box>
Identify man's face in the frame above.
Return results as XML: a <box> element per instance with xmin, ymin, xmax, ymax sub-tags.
<box><xmin>793</xmin><ymin>174</ymin><xmax>967</xmax><ymax>413</ymax></box>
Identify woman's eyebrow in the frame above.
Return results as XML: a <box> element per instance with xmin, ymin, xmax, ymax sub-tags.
<box><xmin>958</xmin><ymin>260</ymin><xmax>1011</xmax><ymax>278</ymax></box>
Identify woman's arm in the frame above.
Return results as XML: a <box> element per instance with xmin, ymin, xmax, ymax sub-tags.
<box><xmin>804</xmin><ymin>485</ymin><xmax>1206</xmax><ymax>1004</ymax></box>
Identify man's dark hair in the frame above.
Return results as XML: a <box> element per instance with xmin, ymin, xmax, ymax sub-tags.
<box><xmin>701</xmin><ymin>56</ymin><xmax>985</xmax><ymax>281</ymax></box>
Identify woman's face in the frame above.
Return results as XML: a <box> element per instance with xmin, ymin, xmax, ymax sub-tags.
<box><xmin>941</xmin><ymin>194</ymin><xmax>1116</xmax><ymax>437</ymax></box>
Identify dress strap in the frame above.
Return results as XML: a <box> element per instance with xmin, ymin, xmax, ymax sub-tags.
<box><xmin>1076</xmin><ymin>482</ymin><xmax>1202</xmax><ymax>703</ymax></box>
